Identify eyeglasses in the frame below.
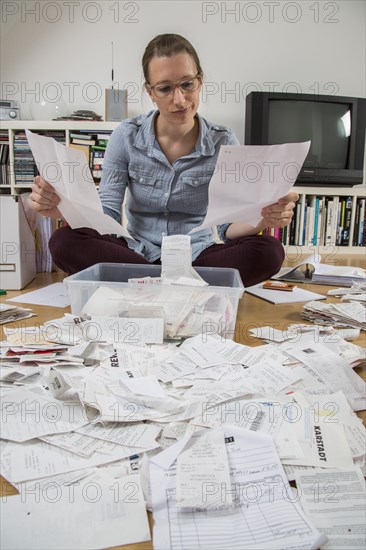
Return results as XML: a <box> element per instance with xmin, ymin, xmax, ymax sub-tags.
<box><xmin>147</xmin><ymin>74</ymin><xmax>201</xmax><ymax>98</ymax></box>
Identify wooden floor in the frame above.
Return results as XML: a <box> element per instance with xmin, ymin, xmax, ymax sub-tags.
<box><xmin>2</xmin><ymin>254</ymin><xmax>364</xmax><ymax>347</ymax></box>
<box><xmin>0</xmin><ymin>253</ymin><xmax>365</xmax><ymax>550</ymax></box>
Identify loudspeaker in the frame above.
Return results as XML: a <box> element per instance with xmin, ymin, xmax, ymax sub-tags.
<box><xmin>105</xmin><ymin>88</ymin><xmax>128</xmax><ymax>121</ymax></box>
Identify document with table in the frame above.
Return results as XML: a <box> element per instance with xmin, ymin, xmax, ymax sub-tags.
<box><xmin>150</xmin><ymin>426</ymin><xmax>326</xmax><ymax>550</ymax></box>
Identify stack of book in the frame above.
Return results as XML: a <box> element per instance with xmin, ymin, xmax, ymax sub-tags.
<box><xmin>54</xmin><ymin>110</ymin><xmax>103</xmax><ymax>121</ymax></box>
<box><xmin>14</xmin><ymin>131</ymin><xmax>65</xmax><ymax>185</ymax></box>
<box><xmin>14</xmin><ymin>131</ymin><xmax>35</xmax><ymax>185</ymax></box>
<box><xmin>69</xmin><ymin>131</ymin><xmax>111</xmax><ymax>182</ymax></box>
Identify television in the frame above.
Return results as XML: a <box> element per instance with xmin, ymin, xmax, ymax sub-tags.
<box><xmin>245</xmin><ymin>92</ymin><xmax>366</xmax><ymax>187</ymax></box>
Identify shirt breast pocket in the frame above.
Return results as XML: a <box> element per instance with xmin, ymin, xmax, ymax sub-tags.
<box><xmin>129</xmin><ymin>168</ymin><xmax>160</xmax><ymax>186</ymax></box>
<box><xmin>179</xmin><ymin>172</ymin><xmax>212</xmax><ymax>213</ymax></box>
<box><xmin>128</xmin><ymin>167</ymin><xmax>162</xmax><ymax>209</ymax></box>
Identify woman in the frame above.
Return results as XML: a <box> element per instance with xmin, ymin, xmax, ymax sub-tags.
<box><xmin>30</xmin><ymin>33</ymin><xmax>298</xmax><ymax>286</ymax></box>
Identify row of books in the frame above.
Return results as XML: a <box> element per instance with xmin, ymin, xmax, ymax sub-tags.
<box><xmin>13</xmin><ymin>131</ymin><xmax>65</xmax><ymax>185</ymax></box>
<box><xmin>262</xmin><ymin>195</ymin><xmax>366</xmax><ymax>247</ymax></box>
<box><xmin>0</xmin><ymin>131</ymin><xmax>10</xmax><ymax>186</ymax></box>
<box><xmin>69</xmin><ymin>131</ymin><xmax>110</xmax><ymax>181</ymax></box>
<box><xmin>9</xmin><ymin>130</ymin><xmax>111</xmax><ymax>186</ymax></box>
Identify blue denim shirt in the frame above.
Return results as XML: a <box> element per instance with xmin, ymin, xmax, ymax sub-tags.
<box><xmin>99</xmin><ymin>110</ymin><xmax>239</xmax><ymax>262</ymax></box>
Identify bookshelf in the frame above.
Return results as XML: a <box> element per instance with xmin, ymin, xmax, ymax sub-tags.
<box><xmin>279</xmin><ymin>186</ymin><xmax>366</xmax><ymax>256</ymax></box>
<box><xmin>0</xmin><ymin>121</ymin><xmax>365</xmax><ymax>255</ymax></box>
<box><xmin>0</xmin><ymin>121</ymin><xmax>120</xmax><ymax>194</ymax></box>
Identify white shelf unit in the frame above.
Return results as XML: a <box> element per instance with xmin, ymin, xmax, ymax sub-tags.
<box><xmin>285</xmin><ymin>186</ymin><xmax>366</xmax><ymax>255</ymax></box>
<box><xmin>0</xmin><ymin>120</ymin><xmax>120</xmax><ymax>194</ymax></box>
<box><xmin>0</xmin><ymin>121</ymin><xmax>365</xmax><ymax>255</ymax></box>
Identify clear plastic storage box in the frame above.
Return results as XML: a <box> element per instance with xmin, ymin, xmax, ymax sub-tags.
<box><xmin>64</xmin><ymin>263</ymin><xmax>244</xmax><ymax>339</ymax></box>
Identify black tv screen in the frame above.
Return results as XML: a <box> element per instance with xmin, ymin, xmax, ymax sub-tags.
<box><xmin>245</xmin><ymin>92</ymin><xmax>366</xmax><ymax>186</ymax></box>
<box><xmin>268</xmin><ymin>100</ymin><xmax>350</xmax><ymax>169</ymax></box>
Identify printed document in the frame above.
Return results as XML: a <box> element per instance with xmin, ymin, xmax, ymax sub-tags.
<box><xmin>7</xmin><ymin>283</ymin><xmax>70</xmax><ymax>308</ymax></box>
<box><xmin>25</xmin><ymin>130</ymin><xmax>131</xmax><ymax>238</ymax></box>
<box><xmin>191</xmin><ymin>141</ymin><xmax>310</xmax><ymax>232</ymax></box>
<box><xmin>0</xmin><ymin>471</ymin><xmax>150</xmax><ymax>549</ymax></box>
<box><xmin>151</xmin><ymin>426</ymin><xmax>325</xmax><ymax>550</ymax></box>
<box><xmin>295</xmin><ymin>468</ymin><xmax>366</xmax><ymax>550</ymax></box>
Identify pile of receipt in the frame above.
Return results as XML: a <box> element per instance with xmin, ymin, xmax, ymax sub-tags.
<box><xmin>302</xmin><ymin>282</ymin><xmax>366</xmax><ymax>331</ymax></box>
<box><xmin>0</xmin><ymin>317</ymin><xmax>365</xmax><ymax>549</ymax></box>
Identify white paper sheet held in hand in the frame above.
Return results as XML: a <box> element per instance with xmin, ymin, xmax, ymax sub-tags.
<box><xmin>25</xmin><ymin>130</ymin><xmax>132</xmax><ymax>239</ymax></box>
<box><xmin>190</xmin><ymin>141</ymin><xmax>310</xmax><ymax>232</ymax></box>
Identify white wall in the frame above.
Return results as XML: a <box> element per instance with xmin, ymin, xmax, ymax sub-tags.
<box><xmin>1</xmin><ymin>0</ymin><xmax>365</xmax><ymax>144</ymax></box>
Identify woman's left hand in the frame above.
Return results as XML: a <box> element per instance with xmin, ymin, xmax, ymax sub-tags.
<box><xmin>260</xmin><ymin>192</ymin><xmax>299</xmax><ymax>229</ymax></box>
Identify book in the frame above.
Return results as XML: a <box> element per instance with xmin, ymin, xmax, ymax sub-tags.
<box><xmin>312</xmin><ymin>196</ymin><xmax>319</xmax><ymax>246</ymax></box>
<box><xmin>273</xmin><ymin>254</ymin><xmax>366</xmax><ymax>286</ymax></box>
<box><xmin>317</xmin><ymin>197</ymin><xmax>325</xmax><ymax>246</ymax></box>
<box><xmin>299</xmin><ymin>195</ymin><xmax>308</xmax><ymax>245</ymax></box>
<box><xmin>97</xmin><ymin>139</ymin><xmax>109</xmax><ymax>147</ymax></box>
<box><xmin>337</xmin><ymin>197</ymin><xmax>346</xmax><ymax>245</ymax></box>
<box><xmin>306</xmin><ymin>203</ymin><xmax>314</xmax><ymax>247</ymax></box>
<box><xmin>324</xmin><ymin>198</ymin><xmax>334</xmax><ymax>246</ymax></box>
<box><xmin>71</xmin><ymin>138</ymin><xmax>96</xmax><ymax>146</ymax></box>
<box><xmin>69</xmin><ymin>143</ymin><xmax>90</xmax><ymax>163</ymax></box>
<box><xmin>341</xmin><ymin>196</ymin><xmax>353</xmax><ymax>245</ymax></box>
<box><xmin>359</xmin><ymin>199</ymin><xmax>365</xmax><ymax>246</ymax></box>
<box><xmin>353</xmin><ymin>199</ymin><xmax>361</xmax><ymax>246</ymax></box>
<box><xmin>69</xmin><ymin>133</ymin><xmax>94</xmax><ymax>140</ymax></box>
<box><xmin>332</xmin><ymin>196</ymin><xmax>340</xmax><ymax>246</ymax></box>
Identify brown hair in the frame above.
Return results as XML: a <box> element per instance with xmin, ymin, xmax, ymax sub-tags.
<box><xmin>142</xmin><ymin>33</ymin><xmax>203</xmax><ymax>84</ymax></box>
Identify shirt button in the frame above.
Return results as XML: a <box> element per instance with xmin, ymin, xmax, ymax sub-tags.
<box><xmin>164</xmin><ymin>192</ymin><xmax>169</xmax><ymax>197</ymax></box>
<box><xmin>213</xmin><ymin>125</ymin><xmax>219</xmax><ymax>130</ymax></box>
<box><xmin>139</xmin><ymin>177</ymin><xmax>144</xmax><ymax>183</ymax></box>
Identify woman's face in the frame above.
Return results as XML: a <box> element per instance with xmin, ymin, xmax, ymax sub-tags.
<box><xmin>146</xmin><ymin>52</ymin><xmax>202</xmax><ymax>129</ymax></box>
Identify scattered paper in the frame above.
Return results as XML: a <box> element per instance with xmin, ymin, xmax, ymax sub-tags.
<box><xmin>151</xmin><ymin>426</ymin><xmax>325</xmax><ymax>550</ymax></box>
<box><xmin>274</xmin><ymin>254</ymin><xmax>366</xmax><ymax>286</ymax></box>
<box><xmin>296</xmin><ymin>467</ymin><xmax>366</xmax><ymax>550</ymax></box>
<box><xmin>0</xmin><ymin>303</ymin><xmax>36</xmax><ymax>325</ymax></box>
<box><xmin>176</xmin><ymin>429</ymin><xmax>232</xmax><ymax>509</ymax></box>
<box><xmin>0</xmin><ymin>472</ymin><xmax>151</xmax><ymax>549</ymax></box>
<box><xmin>246</xmin><ymin>283</ymin><xmax>326</xmax><ymax>304</ymax></box>
<box><xmin>7</xmin><ymin>283</ymin><xmax>70</xmax><ymax>308</ymax></box>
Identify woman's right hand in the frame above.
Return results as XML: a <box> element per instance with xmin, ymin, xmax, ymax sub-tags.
<box><xmin>29</xmin><ymin>176</ymin><xmax>62</xmax><ymax>219</ymax></box>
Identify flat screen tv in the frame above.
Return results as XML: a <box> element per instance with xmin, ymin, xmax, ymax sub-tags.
<box><xmin>245</xmin><ymin>92</ymin><xmax>366</xmax><ymax>186</ymax></box>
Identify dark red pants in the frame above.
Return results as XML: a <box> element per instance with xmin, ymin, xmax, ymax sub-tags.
<box><xmin>49</xmin><ymin>227</ymin><xmax>285</xmax><ymax>287</ymax></box>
